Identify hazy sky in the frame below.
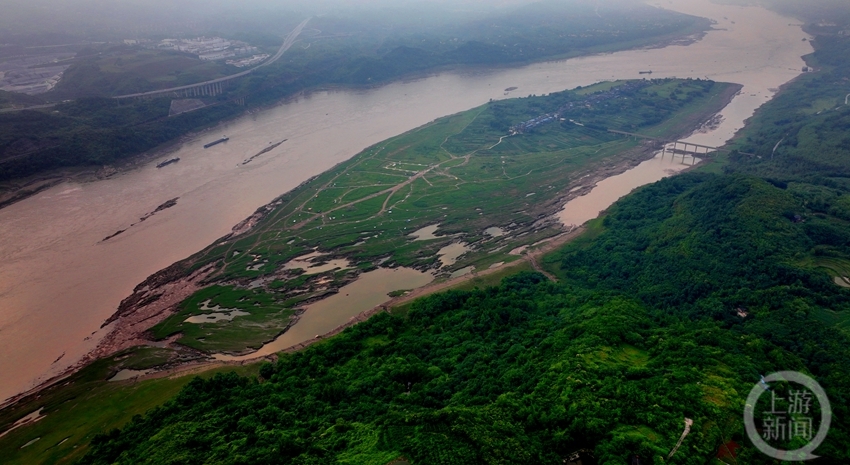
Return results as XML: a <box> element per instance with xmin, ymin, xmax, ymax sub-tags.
<box><xmin>0</xmin><ymin>0</ymin><xmax>551</xmax><ymax>38</ymax></box>
<box><xmin>2</xmin><ymin>0</ymin><xmax>842</xmax><ymax>44</ymax></box>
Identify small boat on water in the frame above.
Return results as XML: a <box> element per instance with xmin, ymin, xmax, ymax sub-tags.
<box><xmin>204</xmin><ymin>136</ymin><xmax>229</xmax><ymax>149</ymax></box>
<box><xmin>156</xmin><ymin>158</ymin><xmax>180</xmax><ymax>168</ymax></box>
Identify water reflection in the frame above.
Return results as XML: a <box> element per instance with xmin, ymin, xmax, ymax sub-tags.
<box><xmin>283</xmin><ymin>251</ymin><xmax>352</xmax><ymax>275</ymax></box>
<box><xmin>437</xmin><ymin>242</ymin><xmax>471</xmax><ymax>267</ymax></box>
<box><xmin>558</xmin><ymin>152</ymin><xmax>697</xmax><ymax>227</ymax></box>
<box><xmin>214</xmin><ymin>267</ymin><xmax>432</xmax><ymax>361</ymax></box>
<box><xmin>408</xmin><ymin>224</ymin><xmax>441</xmax><ymax>241</ymax></box>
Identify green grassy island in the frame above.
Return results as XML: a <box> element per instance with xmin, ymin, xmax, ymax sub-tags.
<box><xmin>141</xmin><ymin>78</ymin><xmax>740</xmax><ymax>355</ymax></box>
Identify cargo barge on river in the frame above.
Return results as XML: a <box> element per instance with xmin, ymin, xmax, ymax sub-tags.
<box><xmin>156</xmin><ymin>158</ymin><xmax>180</xmax><ymax>168</ymax></box>
<box><xmin>204</xmin><ymin>136</ymin><xmax>229</xmax><ymax>149</ymax></box>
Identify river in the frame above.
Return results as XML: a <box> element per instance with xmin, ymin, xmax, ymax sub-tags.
<box><xmin>215</xmin><ymin>267</ymin><xmax>434</xmax><ymax>362</ymax></box>
<box><xmin>0</xmin><ymin>0</ymin><xmax>811</xmax><ymax>403</ymax></box>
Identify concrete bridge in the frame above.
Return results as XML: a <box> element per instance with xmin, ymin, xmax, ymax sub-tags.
<box><xmin>114</xmin><ymin>17</ymin><xmax>311</xmax><ymax>100</ymax></box>
<box><xmin>608</xmin><ymin>129</ymin><xmax>755</xmax><ymax>161</ymax></box>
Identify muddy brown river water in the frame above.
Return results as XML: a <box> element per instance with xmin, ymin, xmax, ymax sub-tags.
<box><xmin>0</xmin><ymin>0</ymin><xmax>812</xmax><ymax>402</ymax></box>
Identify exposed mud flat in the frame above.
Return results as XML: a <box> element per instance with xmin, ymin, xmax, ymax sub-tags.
<box><xmin>282</xmin><ymin>251</ymin><xmax>352</xmax><ymax>275</ymax></box>
<box><xmin>0</xmin><ymin>408</ymin><xmax>44</xmax><ymax>440</ymax></box>
<box><xmin>102</xmin><ymin>198</ymin><xmax>179</xmax><ymax>242</ymax></box>
<box><xmin>408</xmin><ymin>224</ymin><xmax>441</xmax><ymax>241</ymax></box>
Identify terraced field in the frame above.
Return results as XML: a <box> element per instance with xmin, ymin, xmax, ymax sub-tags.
<box><xmin>809</xmin><ymin>257</ymin><xmax>850</xmax><ymax>287</ymax></box>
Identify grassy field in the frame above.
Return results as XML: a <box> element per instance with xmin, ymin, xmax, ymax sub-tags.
<box><xmin>150</xmin><ymin>285</ymin><xmax>300</xmax><ymax>353</ymax></box>
<box><xmin>0</xmin><ymin>346</ymin><xmax>260</xmax><ymax>465</ymax></box>
<box><xmin>144</xmin><ymin>78</ymin><xmax>739</xmax><ymax>355</ymax></box>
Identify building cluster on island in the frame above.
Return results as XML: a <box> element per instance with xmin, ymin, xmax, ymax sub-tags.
<box><xmin>508</xmin><ymin>80</ymin><xmax>652</xmax><ymax>135</ymax></box>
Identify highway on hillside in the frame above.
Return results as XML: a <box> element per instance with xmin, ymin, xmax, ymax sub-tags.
<box><xmin>113</xmin><ymin>17</ymin><xmax>311</xmax><ymax>99</ymax></box>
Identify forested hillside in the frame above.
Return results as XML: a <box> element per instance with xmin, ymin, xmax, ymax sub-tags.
<box><xmin>727</xmin><ymin>33</ymin><xmax>850</xmax><ymax>185</ymax></box>
<box><xmin>77</xmin><ymin>172</ymin><xmax>850</xmax><ymax>464</ymax></box>
<box><xmin>75</xmin><ymin>18</ymin><xmax>850</xmax><ymax>465</ymax></box>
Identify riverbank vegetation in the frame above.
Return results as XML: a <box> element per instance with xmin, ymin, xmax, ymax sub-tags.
<box><xmin>7</xmin><ymin>165</ymin><xmax>850</xmax><ymax>462</ymax></box>
<box><xmin>0</xmin><ymin>78</ymin><xmax>742</xmax><ymax>463</ymax></box>
<box><xmin>723</xmin><ymin>36</ymin><xmax>850</xmax><ymax>187</ymax></box>
<box><xmin>0</xmin><ymin>97</ymin><xmax>243</xmax><ymax>181</ymax></box>
<box><xmin>0</xmin><ymin>346</ymin><xmax>257</xmax><ymax>465</ymax></box>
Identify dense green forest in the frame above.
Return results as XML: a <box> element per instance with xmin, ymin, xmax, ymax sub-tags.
<box><xmin>0</xmin><ymin>90</ymin><xmax>44</xmax><ymax>110</ymax></box>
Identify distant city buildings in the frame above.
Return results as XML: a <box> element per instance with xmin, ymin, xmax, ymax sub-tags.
<box><xmin>226</xmin><ymin>54</ymin><xmax>270</xmax><ymax>68</ymax></box>
<box><xmin>153</xmin><ymin>37</ymin><xmax>260</xmax><ymax>63</ymax></box>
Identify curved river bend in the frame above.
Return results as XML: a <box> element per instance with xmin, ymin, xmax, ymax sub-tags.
<box><xmin>0</xmin><ymin>0</ymin><xmax>812</xmax><ymax>402</ymax></box>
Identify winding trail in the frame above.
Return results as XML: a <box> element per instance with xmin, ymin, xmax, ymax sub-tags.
<box><xmin>289</xmin><ymin>161</ymin><xmax>441</xmax><ymax>230</ymax></box>
<box><xmin>488</xmin><ymin>135</ymin><xmax>509</xmax><ymax>150</ymax></box>
<box><xmin>668</xmin><ymin>418</ymin><xmax>694</xmax><ymax>459</ymax></box>
<box><xmin>526</xmin><ymin>251</ymin><xmax>558</xmax><ymax>282</ymax></box>
<box><xmin>221</xmin><ymin>109</ymin><xmax>491</xmax><ymax>264</ymax></box>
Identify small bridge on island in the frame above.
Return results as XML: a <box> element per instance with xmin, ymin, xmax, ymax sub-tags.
<box><xmin>608</xmin><ymin>129</ymin><xmax>755</xmax><ymax>163</ymax></box>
